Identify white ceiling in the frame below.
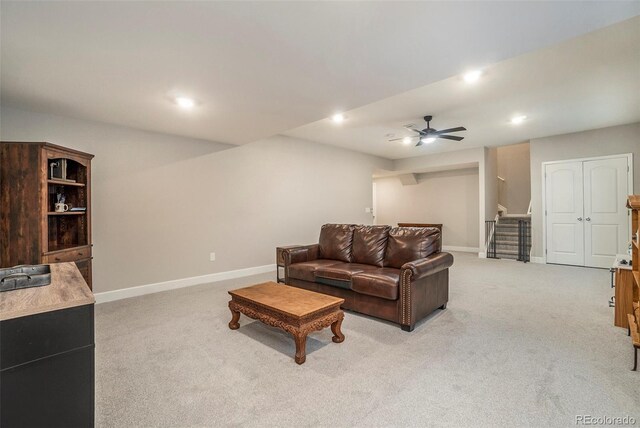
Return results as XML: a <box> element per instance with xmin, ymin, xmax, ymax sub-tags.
<box><xmin>1</xmin><ymin>2</ymin><xmax>639</xmax><ymax>148</ymax></box>
<box><xmin>286</xmin><ymin>16</ymin><xmax>640</xmax><ymax>159</ymax></box>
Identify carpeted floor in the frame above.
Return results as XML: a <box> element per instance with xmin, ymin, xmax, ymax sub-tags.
<box><xmin>95</xmin><ymin>252</ymin><xmax>640</xmax><ymax>427</ymax></box>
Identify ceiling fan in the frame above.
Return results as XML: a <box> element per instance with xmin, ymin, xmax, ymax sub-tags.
<box><xmin>389</xmin><ymin>115</ymin><xmax>466</xmax><ymax>146</ymax></box>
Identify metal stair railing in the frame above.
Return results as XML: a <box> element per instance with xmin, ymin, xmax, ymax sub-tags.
<box><xmin>485</xmin><ymin>217</ymin><xmax>498</xmax><ymax>259</ymax></box>
<box><xmin>517</xmin><ymin>219</ymin><xmax>531</xmax><ymax>263</ymax></box>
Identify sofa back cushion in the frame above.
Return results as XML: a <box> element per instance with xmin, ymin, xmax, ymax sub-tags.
<box><xmin>318</xmin><ymin>224</ymin><xmax>355</xmax><ymax>262</ymax></box>
<box><xmin>384</xmin><ymin>227</ymin><xmax>440</xmax><ymax>268</ymax></box>
<box><xmin>351</xmin><ymin>225</ymin><xmax>391</xmax><ymax>267</ymax></box>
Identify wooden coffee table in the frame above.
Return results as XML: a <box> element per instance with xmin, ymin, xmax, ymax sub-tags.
<box><xmin>228</xmin><ymin>281</ymin><xmax>345</xmax><ymax>364</ymax></box>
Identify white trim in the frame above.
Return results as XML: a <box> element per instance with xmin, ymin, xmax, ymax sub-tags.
<box><xmin>530</xmin><ymin>257</ymin><xmax>545</xmax><ymax>264</ymax></box>
<box><xmin>94</xmin><ymin>264</ymin><xmax>276</xmax><ymax>304</ymax></box>
<box><xmin>541</xmin><ymin>153</ymin><xmax>633</xmax><ymax>266</ymax></box>
<box><xmin>443</xmin><ymin>245</ymin><xmax>479</xmax><ymax>253</ymax></box>
<box><xmin>478</xmin><ymin>252</ymin><xmax>487</xmax><ymax>258</ymax></box>
<box><xmin>541</xmin><ymin>153</ymin><xmax>634</xmax><ymax>166</ymax></box>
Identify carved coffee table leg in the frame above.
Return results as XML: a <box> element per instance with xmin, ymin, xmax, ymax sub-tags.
<box><xmin>228</xmin><ymin>303</ymin><xmax>241</xmax><ymax>330</ymax></box>
<box><xmin>294</xmin><ymin>332</ymin><xmax>308</xmax><ymax>365</ymax></box>
<box><xmin>331</xmin><ymin>312</ymin><xmax>345</xmax><ymax>343</ymax></box>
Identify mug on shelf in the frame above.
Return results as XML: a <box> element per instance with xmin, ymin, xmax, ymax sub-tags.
<box><xmin>54</xmin><ymin>203</ymin><xmax>69</xmax><ymax>213</ymax></box>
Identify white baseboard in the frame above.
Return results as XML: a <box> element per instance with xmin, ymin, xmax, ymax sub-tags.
<box><xmin>94</xmin><ymin>264</ymin><xmax>276</xmax><ymax>304</ymax></box>
<box><xmin>478</xmin><ymin>252</ymin><xmax>486</xmax><ymax>258</ymax></box>
<box><xmin>442</xmin><ymin>246</ymin><xmax>479</xmax><ymax>253</ymax></box>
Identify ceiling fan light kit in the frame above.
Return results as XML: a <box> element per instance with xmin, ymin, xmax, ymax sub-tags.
<box><xmin>389</xmin><ymin>115</ymin><xmax>467</xmax><ymax>147</ymax></box>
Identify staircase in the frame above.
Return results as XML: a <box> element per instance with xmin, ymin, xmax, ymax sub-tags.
<box><xmin>492</xmin><ymin>214</ymin><xmax>531</xmax><ymax>261</ymax></box>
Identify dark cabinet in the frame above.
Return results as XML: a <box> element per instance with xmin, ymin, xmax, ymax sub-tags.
<box><xmin>0</xmin><ymin>263</ymin><xmax>95</xmax><ymax>427</ymax></box>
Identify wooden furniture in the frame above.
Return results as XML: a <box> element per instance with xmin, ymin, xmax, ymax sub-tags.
<box><xmin>626</xmin><ymin>195</ymin><xmax>640</xmax><ymax>370</ymax></box>
<box><xmin>398</xmin><ymin>223</ymin><xmax>443</xmax><ymax>231</ymax></box>
<box><xmin>276</xmin><ymin>245</ymin><xmax>300</xmax><ymax>283</ymax></box>
<box><xmin>228</xmin><ymin>281</ymin><xmax>345</xmax><ymax>364</ymax></box>
<box><xmin>613</xmin><ymin>257</ymin><xmax>634</xmax><ymax>328</ymax></box>
<box><xmin>0</xmin><ymin>262</ymin><xmax>95</xmax><ymax>427</ymax></box>
<box><xmin>0</xmin><ymin>142</ymin><xmax>94</xmax><ymax>288</ymax></box>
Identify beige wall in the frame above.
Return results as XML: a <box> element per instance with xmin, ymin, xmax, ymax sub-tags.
<box><xmin>483</xmin><ymin>147</ymin><xmax>498</xmax><ymax>223</ymax></box>
<box><xmin>530</xmin><ymin>122</ymin><xmax>640</xmax><ymax>258</ymax></box>
<box><xmin>388</xmin><ymin>146</ymin><xmax>493</xmax><ymax>253</ymax></box>
<box><xmin>1</xmin><ymin>106</ymin><xmax>391</xmax><ymax>292</ymax></box>
<box><xmin>374</xmin><ymin>168</ymin><xmax>480</xmax><ymax>249</ymax></box>
<box><xmin>392</xmin><ymin>147</ymin><xmax>484</xmax><ymax>173</ymax></box>
<box><xmin>497</xmin><ymin>142</ymin><xmax>531</xmax><ymax>213</ymax></box>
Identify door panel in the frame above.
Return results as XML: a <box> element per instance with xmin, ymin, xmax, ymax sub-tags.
<box><xmin>589</xmin><ymin>224</ymin><xmax>618</xmax><ymax>256</ymax></box>
<box><xmin>552</xmin><ymin>224</ymin><xmax>580</xmax><ymax>253</ymax></box>
<box><xmin>584</xmin><ymin>158</ymin><xmax>629</xmax><ymax>268</ymax></box>
<box><xmin>550</xmin><ymin>169</ymin><xmax>578</xmax><ymax>213</ymax></box>
<box><xmin>545</xmin><ymin>162</ymin><xmax>584</xmax><ymax>266</ymax></box>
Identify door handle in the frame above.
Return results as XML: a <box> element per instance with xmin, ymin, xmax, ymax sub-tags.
<box><xmin>577</xmin><ymin>217</ymin><xmax>583</xmax><ymax>221</ymax></box>
<box><xmin>585</xmin><ymin>217</ymin><xmax>591</xmax><ymax>221</ymax></box>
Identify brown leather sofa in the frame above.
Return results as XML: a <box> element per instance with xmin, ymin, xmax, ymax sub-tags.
<box><xmin>283</xmin><ymin>224</ymin><xmax>454</xmax><ymax>331</ymax></box>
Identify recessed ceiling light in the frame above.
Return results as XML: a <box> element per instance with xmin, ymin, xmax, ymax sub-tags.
<box><xmin>175</xmin><ymin>97</ymin><xmax>195</xmax><ymax>109</ymax></box>
<box><xmin>421</xmin><ymin>137</ymin><xmax>436</xmax><ymax>144</ymax></box>
<box><xmin>331</xmin><ymin>113</ymin><xmax>345</xmax><ymax>123</ymax></box>
<box><xmin>510</xmin><ymin>115</ymin><xmax>527</xmax><ymax>125</ymax></box>
<box><xmin>463</xmin><ymin>70</ymin><xmax>482</xmax><ymax>83</ymax></box>
<box><xmin>402</xmin><ymin>137</ymin><xmax>413</xmax><ymax>145</ymax></box>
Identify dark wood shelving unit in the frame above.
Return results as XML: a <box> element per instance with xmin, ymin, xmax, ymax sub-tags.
<box><xmin>47</xmin><ymin>211</ymin><xmax>87</xmax><ymax>216</ymax></box>
<box><xmin>1</xmin><ymin>142</ymin><xmax>94</xmax><ymax>289</ymax></box>
<box><xmin>47</xmin><ymin>179</ymin><xmax>86</xmax><ymax>187</ymax></box>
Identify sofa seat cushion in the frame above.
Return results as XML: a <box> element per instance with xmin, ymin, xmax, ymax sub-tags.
<box><xmin>351</xmin><ymin>268</ymin><xmax>400</xmax><ymax>300</ymax></box>
<box><xmin>319</xmin><ymin>224</ymin><xmax>355</xmax><ymax>262</ymax></box>
<box><xmin>384</xmin><ymin>227</ymin><xmax>441</xmax><ymax>269</ymax></box>
<box><xmin>288</xmin><ymin>259</ymin><xmax>341</xmax><ymax>282</ymax></box>
<box><xmin>352</xmin><ymin>225</ymin><xmax>391</xmax><ymax>267</ymax></box>
<box><xmin>314</xmin><ymin>263</ymin><xmax>376</xmax><ymax>282</ymax></box>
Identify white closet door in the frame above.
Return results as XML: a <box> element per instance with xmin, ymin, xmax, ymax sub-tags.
<box><xmin>545</xmin><ymin>161</ymin><xmax>584</xmax><ymax>266</ymax></box>
<box><xmin>583</xmin><ymin>157</ymin><xmax>629</xmax><ymax>268</ymax></box>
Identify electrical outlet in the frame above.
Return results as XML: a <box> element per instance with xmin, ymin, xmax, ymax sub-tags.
<box><xmin>209</xmin><ymin>252</ymin><xmax>216</xmax><ymax>261</ymax></box>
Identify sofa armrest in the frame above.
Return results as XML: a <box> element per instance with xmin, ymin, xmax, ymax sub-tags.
<box><xmin>401</xmin><ymin>252</ymin><xmax>454</xmax><ymax>281</ymax></box>
<box><xmin>399</xmin><ymin>252</ymin><xmax>453</xmax><ymax>331</ymax></box>
<box><xmin>283</xmin><ymin>244</ymin><xmax>319</xmax><ymax>266</ymax></box>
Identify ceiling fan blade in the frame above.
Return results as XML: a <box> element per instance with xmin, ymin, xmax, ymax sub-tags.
<box><xmin>388</xmin><ymin>136</ymin><xmax>413</xmax><ymax>142</ymax></box>
<box><xmin>435</xmin><ymin>127</ymin><xmax>466</xmax><ymax>134</ymax></box>
<box><xmin>415</xmin><ymin>140</ymin><xmax>423</xmax><ymax>147</ymax></box>
<box><xmin>407</xmin><ymin>128</ymin><xmax>426</xmax><ymax>135</ymax></box>
<box><xmin>438</xmin><ymin>135</ymin><xmax>464</xmax><ymax>141</ymax></box>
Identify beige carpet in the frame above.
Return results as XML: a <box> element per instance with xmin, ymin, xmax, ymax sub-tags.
<box><xmin>95</xmin><ymin>253</ymin><xmax>639</xmax><ymax>427</ymax></box>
